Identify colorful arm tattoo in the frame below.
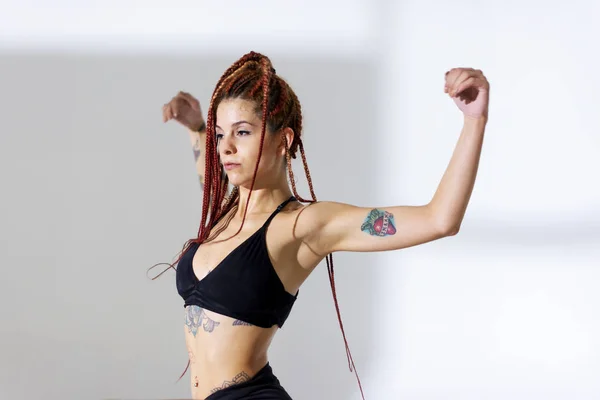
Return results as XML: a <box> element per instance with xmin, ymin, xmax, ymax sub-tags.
<box><xmin>361</xmin><ymin>209</ymin><xmax>397</xmax><ymax>236</ymax></box>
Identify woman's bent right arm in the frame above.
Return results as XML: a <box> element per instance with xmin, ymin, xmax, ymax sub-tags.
<box><xmin>163</xmin><ymin>91</ymin><xmax>207</xmax><ymax>193</ymax></box>
<box><xmin>188</xmin><ymin>127</ymin><xmax>207</xmax><ymax>191</ymax></box>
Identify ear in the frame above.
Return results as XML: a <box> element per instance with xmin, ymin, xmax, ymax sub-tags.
<box><xmin>278</xmin><ymin>127</ymin><xmax>295</xmax><ymax>157</ymax></box>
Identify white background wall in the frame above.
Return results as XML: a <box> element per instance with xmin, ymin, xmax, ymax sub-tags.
<box><xmin>1</xmin><ymin>1</ymin><xmax>598</xmax><ymax>399</ymax></box>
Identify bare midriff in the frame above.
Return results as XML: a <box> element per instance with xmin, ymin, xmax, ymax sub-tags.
<box><xmin>184</xmin><ymin>305</ymin><xmax>278</xmax><ymax>399</ymax></box>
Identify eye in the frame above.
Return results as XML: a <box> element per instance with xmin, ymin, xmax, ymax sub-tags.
<box><xmin>215</xmin><ymin>133</ymin><xmax>223</xmax><ymax>141</ymax></box>
<box><xmin>237</xmin><ymin>130</ymin><xmax>250</xmax><ymax>136</ymax></box>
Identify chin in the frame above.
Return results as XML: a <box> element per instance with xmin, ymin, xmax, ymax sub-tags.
<box><xmin>225</xmin><ymin>168</ymin><xmax>267</xmax><ymax>188</ymax></box>
<box><xmin>225</xmin><ymin>173</ymin><xmax>247</xmax><ymax>187</ymax></box>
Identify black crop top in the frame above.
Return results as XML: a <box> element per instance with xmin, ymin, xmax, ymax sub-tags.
<box><xmin>176</xmin><ymin>196</ymin><xmax>299</xmax><ymax>328</ymax></box>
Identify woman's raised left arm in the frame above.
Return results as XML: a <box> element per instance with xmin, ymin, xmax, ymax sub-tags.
<box><xmin>295</xmin><ymin>67</ymin><xmax>490</xmax><ymax>256</ymax></box>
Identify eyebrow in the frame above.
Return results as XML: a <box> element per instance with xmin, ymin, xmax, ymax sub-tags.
<box><xmin>215</xmin><ymin>120</ymin><xmax>256</xmax><ymax>130</ymax></box>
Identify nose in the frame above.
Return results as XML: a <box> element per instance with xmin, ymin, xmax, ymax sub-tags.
<box><xmin>219</xmin><ymin>134</ymin><xmax>236</xmax><ymax>156</ymax></box>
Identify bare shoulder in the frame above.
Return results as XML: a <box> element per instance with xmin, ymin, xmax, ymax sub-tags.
<box><xmin>262</xmin><ymin>200</ymin><xmax>331</xmax><ymax>271</ymax></box>
<box><xmin>278</xmin><ymin>200</ymin><xmax>333</xmax><ymax>239</ymax></box>
<box><xmin>283</xmin><ymin>200</ymin><xmax>346</xmax><ymax>236</ymax></box>
<box><xmin>265</xmin><ymin>201</ymin><xmax>340</xmax><ymax>270</ymax></box>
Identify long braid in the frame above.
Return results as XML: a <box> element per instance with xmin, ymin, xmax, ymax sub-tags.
<box><xmin>283</xmin><ymin>139</ymin><xmax>364</xmax><ymax>398</ymax></box>
<box><xmin>285</xmin><ymin>89</ymin><xmax>317</xmax><ymax>202</ymax></box>
<box><xmin>200</xmin><ymin>53</ymin><xmax>269</xmax><ymax>242</ymax></box>
<box><xmin>147</xmin><ymin>52</ymin><xmax>272</xmax><ymax>277</ymax></box>
<box><xmin>199</xmin><ymin>52</ymin><xmax>267</xmax><ymax>239</ymax></box>
<box><xmin>171</xmin><ymin>57</ymin><xmax>264</xmax><ymax>383</ymax></box>
<box><xmin>283</xmin><ymin>86</ymin><xmax>365</xmax><ymax>399</ymax></box>
<box><xmin>270</xmin><ymin>76</ymin><xmax>289</xmax><ymax>121</ymax></box>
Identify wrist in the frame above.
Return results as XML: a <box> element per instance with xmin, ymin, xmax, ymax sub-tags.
<box><xmin>463</xmin><ymin>114</ymin><xmax>488</xmax><ymax>127</ymax></box>
<box><xmin>195</xmin><ymin>120</ymin><xmax>207</xmax><ymax>133</ymax></box>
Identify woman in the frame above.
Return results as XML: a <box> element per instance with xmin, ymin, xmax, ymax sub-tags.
<box><xmin>153</xmin><ymin>51</ymin><xmax>490</xmax><ymax>399</ymax></box>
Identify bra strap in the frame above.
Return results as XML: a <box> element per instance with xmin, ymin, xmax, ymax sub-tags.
<box><xmin>263</xmin><ymin>196</ymin><xmax>296</xmax><ymax>227</ymax></box>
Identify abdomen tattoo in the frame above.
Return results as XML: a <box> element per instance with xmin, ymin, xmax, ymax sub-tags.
<box><xmin>232</xmin><ymin>319</ymin><xmax>253</xmax><ymax>326</ymax></box>
<box><xmin>210</xmin><ymin>371</ymin><xmax>251</xmax><ymax>394</ymax></box>
<box><xmin>361</xmin><ymin>209</ymin><xmax>397</xmax><ymax>236</ymax></box>
<box><xmin>185</xmin><ymin>305</ymin><xmax>220</xmax><ymax>336</ymax></box>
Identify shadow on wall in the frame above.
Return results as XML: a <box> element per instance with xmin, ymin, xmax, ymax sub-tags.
<box><xmin>0</xmin><ymin>51</ymin><xmax>380</xmax><ymax>400</ymax></box>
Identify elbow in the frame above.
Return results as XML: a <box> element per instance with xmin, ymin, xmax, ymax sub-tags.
<box><xmin>436</xmin><ymin>218</ymin><xmax>461</xmax><ymax>237</ymax></box>
<box><xmin>445</xmin><ymin>225</ymin><xmax>460</xmax><ymax>236</ymax></box>
<box><xmin>427</xmin><ymin>203</ymin><xmax>461</xmax><ymax>237</ymax></box>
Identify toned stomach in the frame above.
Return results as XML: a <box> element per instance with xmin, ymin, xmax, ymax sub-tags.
<box><xmin>184</xmin><ymin>305</ymin><xmax>278</xmax><ymax>399</ymax></box>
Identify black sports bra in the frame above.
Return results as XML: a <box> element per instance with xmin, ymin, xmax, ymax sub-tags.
<box><xmin>176</xmin><ymin>196</ymin><xmax>298</xmax><ymax>328</ymax></box>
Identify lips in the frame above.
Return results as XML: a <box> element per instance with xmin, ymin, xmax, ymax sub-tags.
<box><xmin>223</xmin><ymin>163</ymin><xmax>240</xmax><ymax>171</ymax></box>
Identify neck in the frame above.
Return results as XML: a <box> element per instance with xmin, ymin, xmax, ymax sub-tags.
<box><xmin>235</xmin><ymin>185</ymin><xmax>293</xmax><ymax>217</ymax></box>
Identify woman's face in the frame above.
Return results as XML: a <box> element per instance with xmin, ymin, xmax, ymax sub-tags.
<box><xmin>215</xmin><ymin>98</ymin><xmax>285</xmax><ymax>188</ymax></box>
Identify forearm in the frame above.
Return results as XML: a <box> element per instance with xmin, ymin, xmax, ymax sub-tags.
<box><xmin>430</xmin><ymin>116</ymin><xmax>487</xmax><ymax>233</ymax></box>
<box><xmin>187</xmin><ymin>124</ymin><xmax>207</xmax><ymax>191</ymax></box>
